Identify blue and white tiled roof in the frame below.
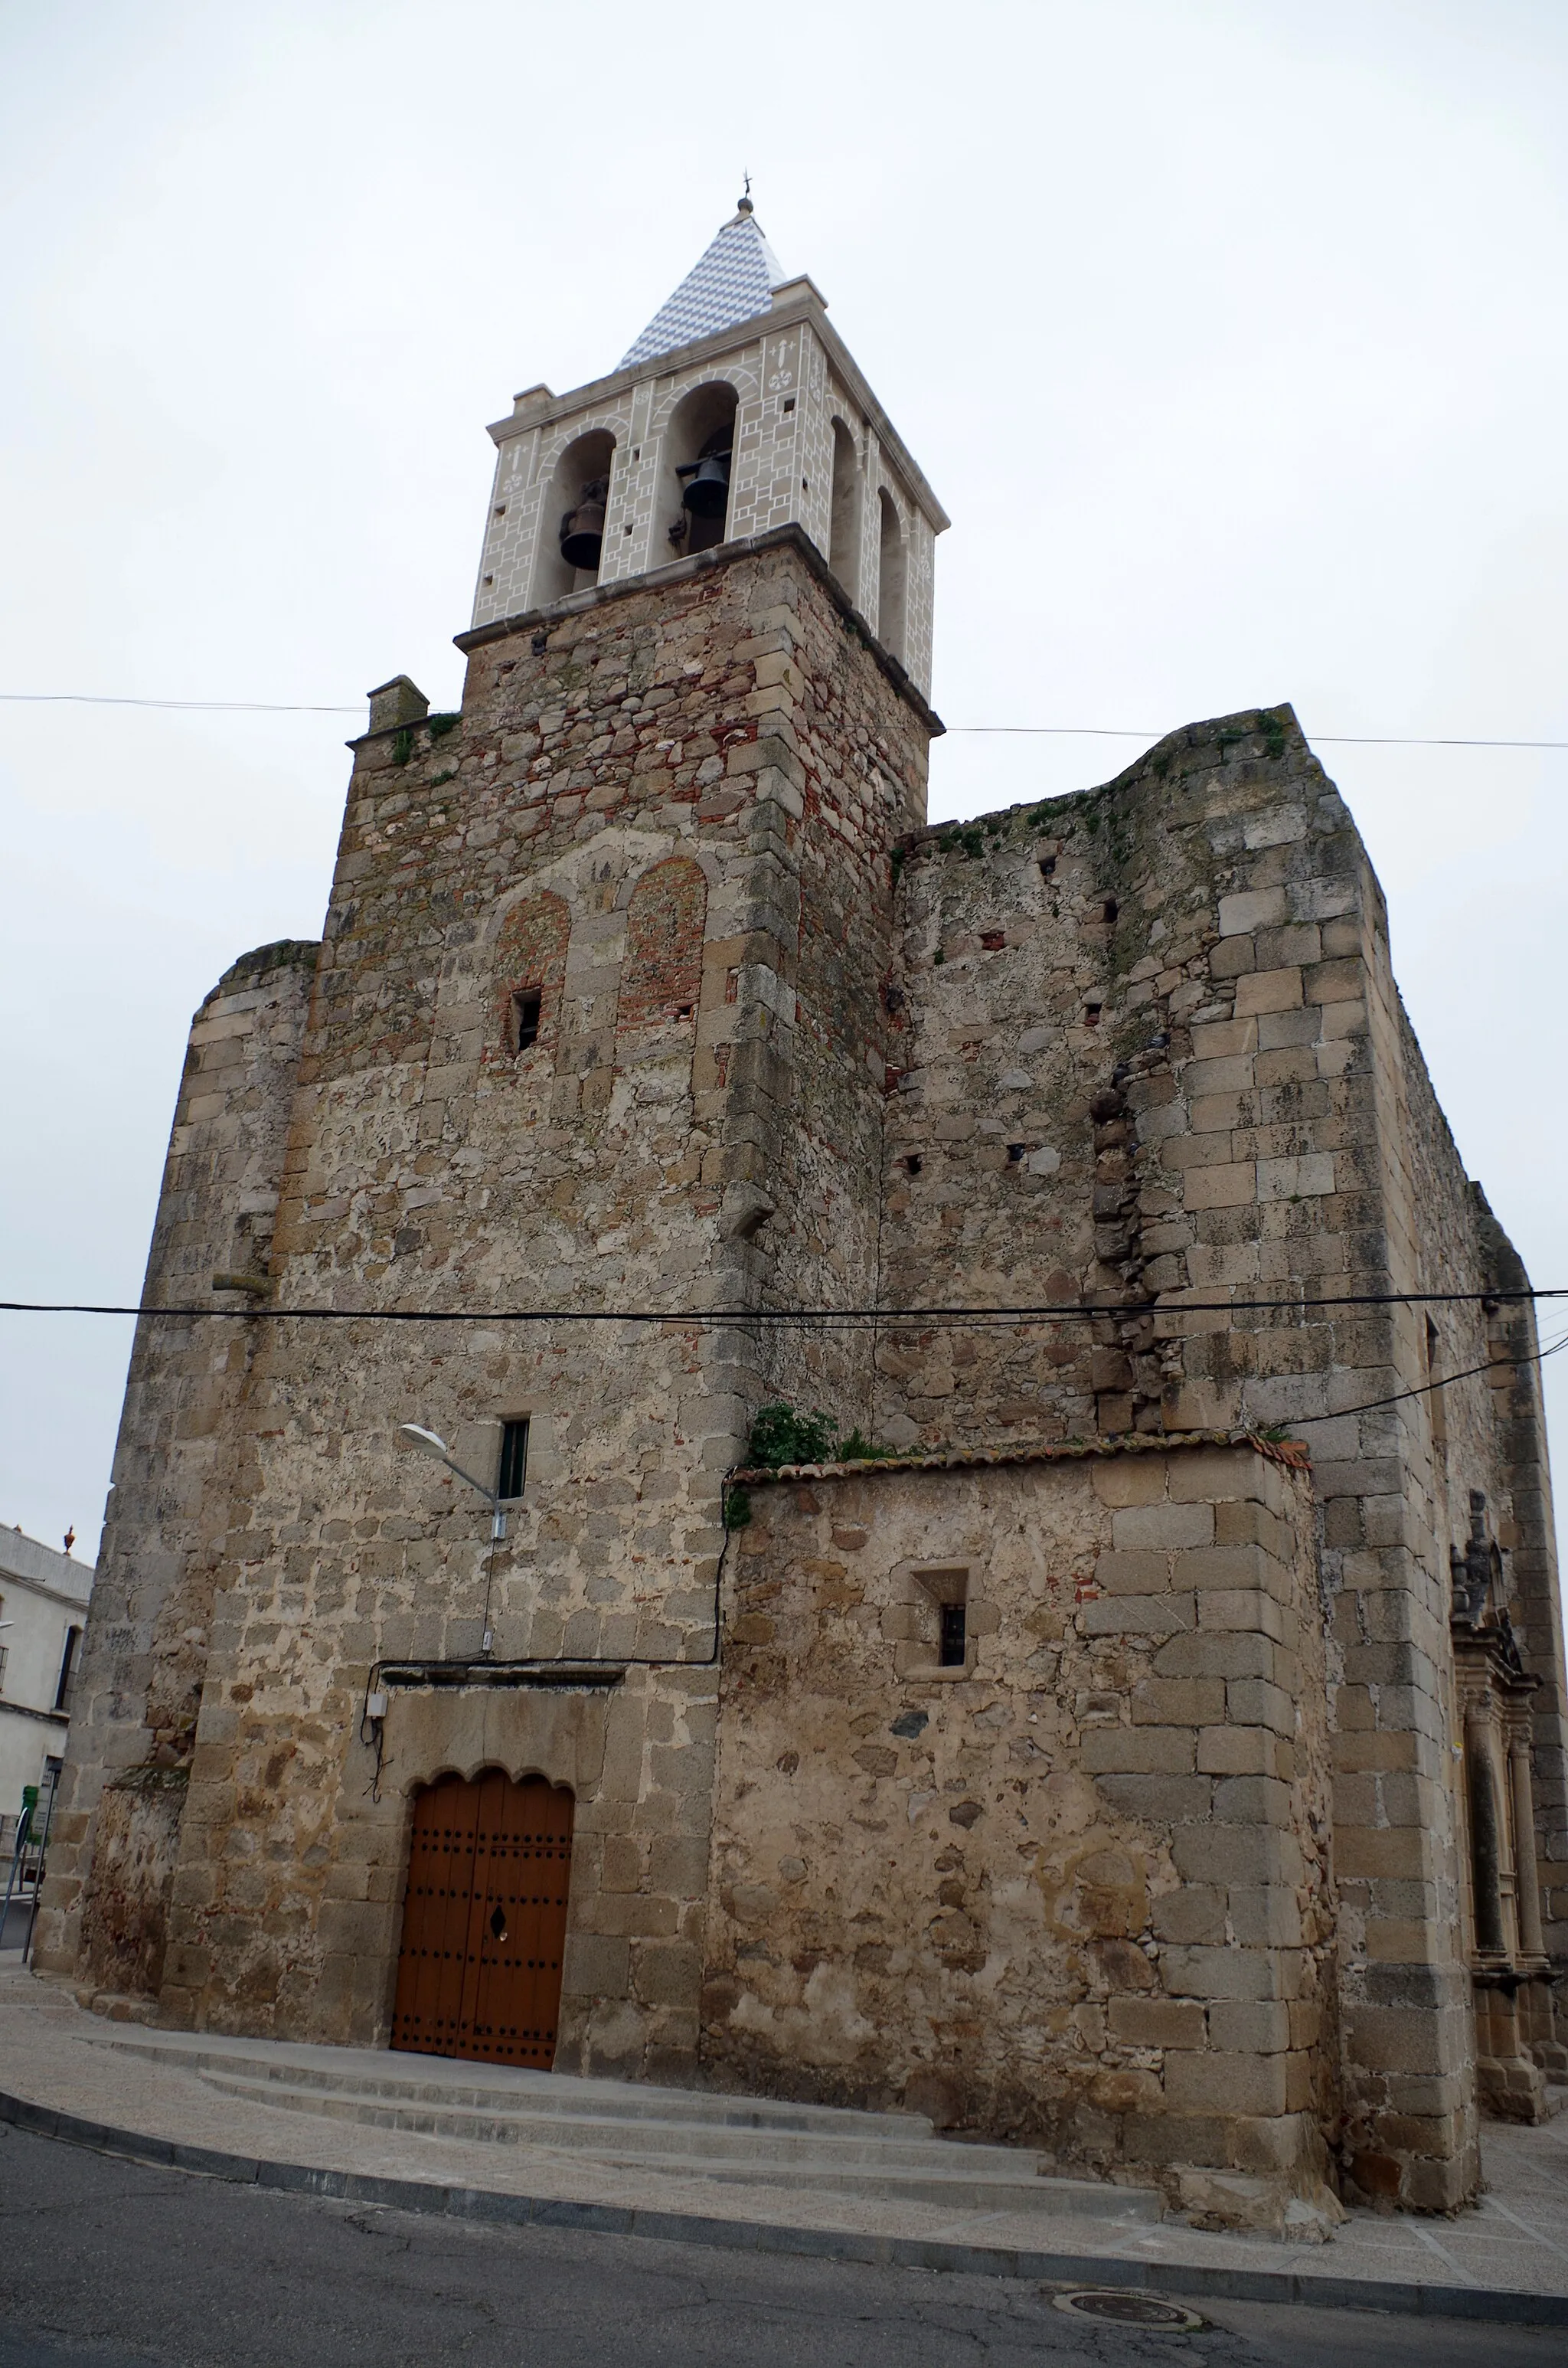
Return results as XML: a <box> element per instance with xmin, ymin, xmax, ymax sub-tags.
<box><xmin>618</xmin><ymin>205</ymin><xmax>786</xmax><ymax>371</ymax></box>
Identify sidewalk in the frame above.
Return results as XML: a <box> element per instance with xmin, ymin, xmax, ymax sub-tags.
<box><xmin>2</xmin><ymin>1961</ymin><xmax>1566</xmax><ymax>2324</ymax></box>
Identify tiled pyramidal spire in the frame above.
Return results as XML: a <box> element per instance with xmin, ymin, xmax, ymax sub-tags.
<box><xmin>618</xmin><ymin>201</ymin><xmax>786</xmax><ymax>370</ymax></box>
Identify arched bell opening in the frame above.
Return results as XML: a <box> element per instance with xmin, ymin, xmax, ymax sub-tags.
<box><xmin>391</xmin><ymin>1767</ymin><xmax>575</xmax><ymax>2067</ymax></box>
<box><xmin>533</xmin><ymin>428</ymin><xmax>616</xmax><ymax>607</ymax></box>
<box><xmin>877</xmin><ymin>486</ymin><xmax>907</xmax><ymax>663</ymax></box>
<box><xmin>660</xmin><ymin>381</ymin><xmax>739</xmax><ymax>561</ymax></box>
<box><xmin>828</xmin><ymin>417</ymin><xmax>861</xmax><ymax>604</ymax></box>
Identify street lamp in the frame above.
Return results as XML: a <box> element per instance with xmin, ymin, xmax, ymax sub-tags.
<box><xmin>398</xmin><ymin>1423</ymin><xmax>507</xmax><ymax>1542</ymax></box>
<box><xmin>399</xmin><ymin>1420</ymin><xmax>510</xmax><ymax>1658</ymax></box>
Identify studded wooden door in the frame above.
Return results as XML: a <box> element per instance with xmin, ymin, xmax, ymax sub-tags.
<box><xmin>390</xmin><ymin>1769</ymin><xmax>573</xmax><ymax>2066</ymax></box>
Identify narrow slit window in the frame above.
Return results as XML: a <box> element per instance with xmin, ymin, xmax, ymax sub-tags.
<box><xmin>498</xmin><ymin>1418</ymin><xmax>530</xmax><ymax>1502</ymax></box>
<box><xmin>1103</xmin><ymin>897</ymin><xmax>1119</xmax><ymax>922</ymax></box>
<box><xmin>54</xmin><ymin>1624</ymin><xmax>82</xmax><ymax>1713</ymax></box>
<box><xmin>1426</xmin><ymin>1317</ymin><xmax>1448</xmax><ymax>1455</ymax></box>
<box><xmin>512</xmin><ymin>989</ymin><xmax>543</xmax><ymax>1053</ymax></box>
<box><xmin>939</xmin><ymin>1601</ymin><xmax>968</xmax><ymax>1667</ymax></box>
<box><xmin>1038</xmin><ymin>855</ymin><xmax>1056</xmax><ymax>878</ymax></box>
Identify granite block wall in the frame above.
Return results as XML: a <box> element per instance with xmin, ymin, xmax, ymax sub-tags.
<box><xmin>707</xmin><ymin>1437</ymin><xmax>1342</xmax><ymax>2235</ymax></box>
<box><xmin>36</xmin><ymin>940</ymin><xmax>318</xmax><ymax>1992</ymax></box>
<box><xmin>44</xmin><ymin>531</ymin><xmax>936</xmax><ymax>2070</ymax></box>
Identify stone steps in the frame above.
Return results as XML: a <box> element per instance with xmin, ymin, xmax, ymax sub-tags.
<box><xmin>87</xmin><ymin>2026</ymin><xmax>1162</xmax><ymax>2222</ymax></box>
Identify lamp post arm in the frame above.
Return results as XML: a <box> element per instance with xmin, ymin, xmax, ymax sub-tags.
<box><xmin>437</xmin><ymin>1454</ymin><xmax>498</xmax><ymax>1506</ymax></box>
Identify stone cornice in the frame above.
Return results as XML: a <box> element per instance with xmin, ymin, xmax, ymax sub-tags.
<box><xmin>449</xmin><ymin>523</ymin><xmax>945</xmax><ymax>739</ymax></box>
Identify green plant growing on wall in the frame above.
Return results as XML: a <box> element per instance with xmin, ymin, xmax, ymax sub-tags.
<box><xmin>836</xmin><ymin>1428</ymin><xmax>897</xmax><ymax>1463</ymax></box>
<box><xmin>745</xmin><ymin>1403</ymin><xmax>838</xmax><ymax>1469</ymax></box>
<box><xmin>427</xmin><ymin>711</ymin><xmax>462</xmax><ymax>738</ymax></box>
<box><xmin>391</xmin><ymin>728</ymin><xmax>414</xmax><ymax>766</ymax></box>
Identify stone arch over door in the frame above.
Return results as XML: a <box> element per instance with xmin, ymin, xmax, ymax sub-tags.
<box><xmin>391</xmin><ymin>1767</ymin><xmax>574</xmax><ymax>2066</ymax></box>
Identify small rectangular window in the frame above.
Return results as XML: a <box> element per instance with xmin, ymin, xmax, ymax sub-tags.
<box><xmin>498</xmin><ymin>1418</ymin><xmax>530</xmax><ymax>1501</ymax></box>
<box><xmin>512</xmin><ymin>989</ymin><xmax>543</xmax><ymax>1052</ymax></box>
<box><xmin>0</xmin><ymin>1645</ymin><xmax>8</xmax><ymax>1693</ymax></box>
<box><xmin>908</xmin><ymin>1565</ymin><xmax>970</xmax><ymax>1679</ymax></box>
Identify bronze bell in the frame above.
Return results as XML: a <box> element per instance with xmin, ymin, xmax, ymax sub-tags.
<box><xmin>679</xmin><ymin>450</ymin><xmax>731</xmax><ymax>518</ymax></box>
<box><xmin>559</xmin><ymin>476</ymin><xmax>608</xmax><ymax>571</ymax></box>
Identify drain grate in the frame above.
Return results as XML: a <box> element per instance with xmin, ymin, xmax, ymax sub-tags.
<box><xmin>1051</xmin><ymin>2289</ymin><xmax>1205</xmax><ymax>2330</ymax></box>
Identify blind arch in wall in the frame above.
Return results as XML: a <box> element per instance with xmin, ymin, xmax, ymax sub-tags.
<box><xmin>616</xmin><ymin>859</ymin><xmax>707</xmax><ymax>1044</ymax></box>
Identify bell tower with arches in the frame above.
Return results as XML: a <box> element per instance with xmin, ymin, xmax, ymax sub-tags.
<box><xmin>471</xmin><ymin>198</ymin><xmax>947</xmax><ymax>686</ymax></box>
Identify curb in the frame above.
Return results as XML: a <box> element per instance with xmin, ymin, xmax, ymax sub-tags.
<box><xmin>3</xmin><ymin>2085</ymin><xmax>1566</xmax><ymax>2328</ymax></box>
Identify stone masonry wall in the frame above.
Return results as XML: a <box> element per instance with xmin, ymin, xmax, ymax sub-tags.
<box><xmin>875</xmin><ymin>711</ymin><xmax>1564</xmax><ymax>2204</ymax></box>
<box><xmin>1475</xmin><ymin>1199</ymin><xmax>1568</xmax><ymax>2016</ymax></box>
<box><xmin>36</xmin><ymin>940</ymin><xmax>318</xmax><ymax>1994</ymax></box>
<box><xmin>708</xmin><ymin>1437</ymin><xmax>1341</xmax><ymax>2233</ymax></box>
<box><xmin>118</xmin><ymin>531</ymin><xmax>935</xmax><ymax>2068</ymax></box>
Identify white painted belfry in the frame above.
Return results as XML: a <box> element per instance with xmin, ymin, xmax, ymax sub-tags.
<box><xmin>469</xmin><ymin>204</ymin><xmax>948</xmax><ymax>695</ymax></box>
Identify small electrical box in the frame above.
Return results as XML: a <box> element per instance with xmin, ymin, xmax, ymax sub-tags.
<box><xmin>364</xmin><ymin>1690</ymin><xmax>388</xmax><ymax>1722</ymax></box>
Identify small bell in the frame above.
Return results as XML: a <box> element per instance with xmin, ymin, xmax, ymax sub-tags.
<box><xmin>559</xmin><ymin>476</ymin><xmax>608</xmax><ymax>571</ymax></box>
<box><xmin>678</xmin><ymin>444</ymin><xmax>732</xmax><ymax>519</ymax></box>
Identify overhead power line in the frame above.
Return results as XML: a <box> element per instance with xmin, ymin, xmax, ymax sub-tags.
<box><xmin>0</xmin><ymin>694</ymin><xmax>1564</xmax><ymax>750</ymax></box>
<box><xmin>1330</xmin><ymin>1328</ymin><xmax>1568</xmax><ymax>1424</ymax></box>
<box><xmin>1</xmin><ymin>1287</ymin><xmax>1561</xmax><ymax>1328</ymax></box>
<box><xmin>0</xmin><ymin>694</ymin><xmax>361</xmax><ymax>715</ymax></box>
<box><xmin>947</xmin><ymin>727</ymin><xmax>1568</xmax><ymax>751</ymax></box>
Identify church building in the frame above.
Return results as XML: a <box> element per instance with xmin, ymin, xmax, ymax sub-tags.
<box><xmin>37</xmin><ymin>201</ymin><xmax>1566</xmax><ymax>2234</ymax></box>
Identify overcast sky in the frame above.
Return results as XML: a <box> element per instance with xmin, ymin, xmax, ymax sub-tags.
<box><xmin>2</xmin><ymin>0</ymin><xmax>1565</xmax><ymax>1581</ymax></box>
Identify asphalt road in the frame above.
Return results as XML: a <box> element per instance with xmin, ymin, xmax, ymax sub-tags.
<box><xmin>0</xmin><ymin>2121</ymin><xmax>1557</xmax><ymax>2368</ymax></box>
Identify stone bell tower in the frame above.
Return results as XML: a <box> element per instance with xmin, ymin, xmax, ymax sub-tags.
<box><xmin>38</xmin><ymin>200</ymin><xmax>949</xmax><ymax>2074</ymax></box>
<box><xmin>471</xmin><ymin>197</ymin><xmax>946</xmax><ymax>690</ymax></box>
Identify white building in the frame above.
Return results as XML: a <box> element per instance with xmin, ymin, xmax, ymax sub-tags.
<box><xmin>1</xmin><ymin>1525</ymin><xmax>93</xmax><ymax>1854</ymax></box>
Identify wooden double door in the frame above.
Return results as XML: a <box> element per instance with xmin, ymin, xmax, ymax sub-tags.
<box><xmin>391</xmin><ymin>1769</ymin><xmax>573</xmax><ymax>2067</ymax></box>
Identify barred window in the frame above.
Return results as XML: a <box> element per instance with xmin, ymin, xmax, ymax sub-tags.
<box><xmin>498</xmin><ymin>1418</ymin><xmax>530</xmax><ymax>1502</ymax></box>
